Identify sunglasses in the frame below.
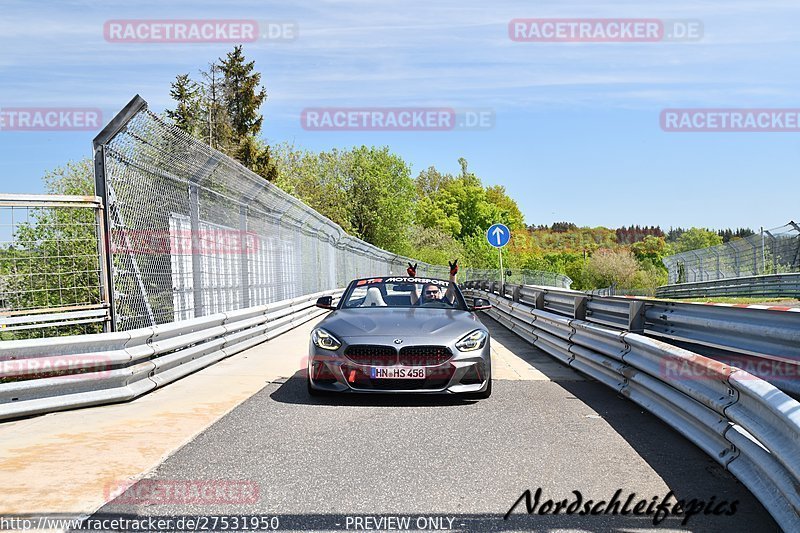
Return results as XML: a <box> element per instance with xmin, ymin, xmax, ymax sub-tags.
<box><xmin>424</xmin><ymin>290</ymin><xmax>440</xmax><ymax>295</ymax></box>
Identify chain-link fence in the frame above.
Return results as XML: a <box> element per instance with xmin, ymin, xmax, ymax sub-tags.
<box><xmin>0</xmin><ymin>194</ymin><xmax>109</xmax><ymax>339</ymax></box>
<box><xmin>467</xmin><ymin>268</ymin><xmax>572</xmax><ymax>288</ymax></box>
<box><xmin>663</xmin><ymin>222</ymin><xmax>800</xmax><ymax>284</ymax></box>
<box><xmin>95</xmin><ymin>96</ymin><xmax>569</xmax><ymax>331</ymax></box>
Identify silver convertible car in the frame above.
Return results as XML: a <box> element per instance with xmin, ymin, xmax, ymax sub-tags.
<box><xmin>307</xmin><ymin>276</ymin><xmax>492</xmax><ymax>398</ymax></box>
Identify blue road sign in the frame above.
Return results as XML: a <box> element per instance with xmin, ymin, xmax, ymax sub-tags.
<box><xmin>486</xmin><ymin>223</ymin><xmax>510</xmax><ymax>248</ymax></box>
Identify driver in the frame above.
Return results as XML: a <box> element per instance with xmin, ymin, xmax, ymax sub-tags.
<box><xmin>409</xmin><ymin>259</ymin><xmax>459</xmax><ymax>305</ymax></box>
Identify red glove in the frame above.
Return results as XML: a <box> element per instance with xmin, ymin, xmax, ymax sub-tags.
<box><xmin>449</xmin><ymin>259</ymin><xmax>459</xmax><ymax>276</ymax></box>
<box><xmin>407</xmin><ymin>262</ymin><xmax>417</xmax><ymax>277</ymax></box>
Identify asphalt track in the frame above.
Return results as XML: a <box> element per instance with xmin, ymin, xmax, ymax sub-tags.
<box><xmin>78</xmin><ymin>316</ymin><xmax>777</xmax><ymax>532</ymax></box>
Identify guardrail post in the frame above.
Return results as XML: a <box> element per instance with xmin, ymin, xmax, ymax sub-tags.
<box><xmin>532</xmin><ymin>291</ymin><xmax>544</xmax><ymax>309</ymax></box>
<box><xmin>574</xmin><ymin>295</ymin><xmax>588</xmax><ymax>320</ymax></box>
<box><xmin>512</xmin><ymin>285</ymin><xmax>521</xmax><ymax>303</ymax></box>
<box><xmin>628</xmin><ymin>300</ymin><xmax>646</xmax><ymax>333</ymax></box>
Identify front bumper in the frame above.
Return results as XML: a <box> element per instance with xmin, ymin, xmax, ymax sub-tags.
<box><xmin>307</xmin><ymin>335</ymin><xmax>491</xmax><ymax>394</ymax></box>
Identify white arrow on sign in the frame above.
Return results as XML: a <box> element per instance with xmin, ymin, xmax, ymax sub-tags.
<box><xmin>491</xmin><ymin>226</ymin><xmax>505</xmax><ymax>245</ymax></box>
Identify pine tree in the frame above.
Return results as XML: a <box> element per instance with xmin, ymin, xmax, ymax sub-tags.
<box><xmin>219</xmin><ymin>45</ymin><xmax>267</xmax><ymax>144</ymax></box>
<box><xmin>165</xmin><ymin>48</ymin><xmax>277</xmax><ymax>181</ymax></box>
<box><xmin>166</xmin><ymin>74</ymin><xmax>201</xmax><ymax>135</ymax></box>
<box><xmin>199</xmin><ymin>63</ymin><xmax>232</xmax><ymax>151</ymax></box>
<box><xmin>218</xmin><ymin>46</ymin><xmax>276</xmax><ymax>181</ymax></box>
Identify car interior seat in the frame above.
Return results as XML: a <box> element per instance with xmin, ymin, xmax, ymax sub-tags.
<box><xmin>363</xmin><ymin>286</ymin><xmax>387</xmax><ymax>307</ymax></box>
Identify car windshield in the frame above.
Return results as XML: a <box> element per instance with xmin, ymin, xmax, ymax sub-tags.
<box><xmin>341</xmin><ymin>277</ymin><xmax>467</xmax><ymax>310</ymax></box>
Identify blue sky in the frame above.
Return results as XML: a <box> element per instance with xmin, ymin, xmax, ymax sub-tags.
<box><xmin>0</xmin><ymin>0</ymin><xmax>798</xmax><ymax>231</ymax></box>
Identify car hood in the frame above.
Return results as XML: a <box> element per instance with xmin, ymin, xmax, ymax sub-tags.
<box><xmin>318</xmin><ymin>307</ymin><xmax>484</xmax><ymax>339</ymax></box>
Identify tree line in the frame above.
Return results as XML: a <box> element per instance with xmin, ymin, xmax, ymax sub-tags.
<box><xmin>162</xmin><ymin>47</ymin><xmax>765</xmax><ymax>293</ymax></box>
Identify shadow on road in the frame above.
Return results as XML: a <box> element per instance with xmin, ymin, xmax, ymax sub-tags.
<box><xmin>269</xmin><ymin>371</ymin><xmax>479</xmax><ymax>407</ymax></box>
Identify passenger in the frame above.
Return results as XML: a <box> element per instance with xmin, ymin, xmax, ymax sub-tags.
<box><xmin>409</xmin><ymin>259</ymin><xmax>458</xmax><ymax>305</ymax></box>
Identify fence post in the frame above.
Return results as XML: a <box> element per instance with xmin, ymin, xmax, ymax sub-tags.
<box><xmin>92</xmin><ymin>95</ymin><xmax>148</xmax><ymax>331</ymax></box>
<box><xmin>697</xmin><ymin>251</ymin><xmax>704</xmax><ymax>281</ymax></box>
<box><xmin>765</xmin><ymin>230</ymin><xmax>778</xmax><ymax>274</ymax></box>
<box><xmin>792</xmin><ymin>221</ymin><xmax>800</xmax><ymax>269</ymax></box>
<box><xmin>92</xmin><ymin>148</ymin><xmax>115</xmax><ymax>333</ymax></box>
<box><xmin>239</xmin><ymin>205</ymin><xmax>250</xmax><ymax>308</ymax></box>
<box><xmin>189</xmin><ymin>184</ymin><xmax>204</xmax><ymax>318</ymax></box>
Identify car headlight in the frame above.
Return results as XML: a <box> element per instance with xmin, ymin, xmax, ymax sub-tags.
<box><xmin>312</xmin><ymin>328</ymin><xmax>342</xmax><ymax>351</ymax></box>
<box><xmin>456</xmin><ymin>329</ymin><xmax>487</xmax><ymax>351</ymax></box>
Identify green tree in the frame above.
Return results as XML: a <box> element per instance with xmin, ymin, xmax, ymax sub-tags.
<box><xmin>273</xmin><ymin>145</ymin><xmax>415</xmax><ymax>254</ymax></box>
<box><xmin>219</xmin><ymin>45</ymin><xmax>267</xmax><ymax>144</ymax></box>
<box><xmin>485</xmin><ymin>185</ymin><xmax>525</xmax><ymax>230</ymax></box>
<box><xmin>166</xmin><ymin>74</ymin><xmax>202</xmax><ymax>136</ymax></box>
<box><xmin>415</xmin><ymin>166</ymin><xmax>453</xmax><ymax>196</ymax></box>
<box><xmin>345</xmin><ymin>146</ymin><xmax>415</xmax><ymax>253</ymax></box>
<box><xmin>631</xmin><ymin>235</ymin><xmax>671</xmax><ymax>267</ymax></box>
<box><xmin>166</xmin><ymin>49</ymin><xmax>277</xmax><ymax>181</ymax></box>
<box><xmin>198</xmin><ymin>62</ymin><xmax>232</xmax><ymax>151</ymax></box>
<box><xmin>272</xmin><ymin>143</ymin><xmax>352</xmax><ymax>232</ymax></box>
<box><xmin>235</xmin><ymin>136</ymin><xmax>278</xmax><ymax>182</ymax></box>
<box><xmin>630</xmin><ymin>261</ymin><xmax>668</xmax><ymax>292</ymax></box>
<box><xmin>674</xmin><ymin>228</ymin><xmax>723</xmax><ymax>253</ymax></box>
<box><xmin>408</xmin><ymin>226</ymin><xmax>464</xmax><ymax>266</ymax></box>
<box><xmin>585</xmin><ymin>248</ymin><xmax>640</xmax><ymax>288</ymax></box>
<box><xmin>0</xmin><ymin>159</ymin><xmax>101</xmax><ymax>339</ymax></box>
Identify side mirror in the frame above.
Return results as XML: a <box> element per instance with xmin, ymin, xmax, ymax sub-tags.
<box><xmin>470</xmin><ymin>298</ymin><xmax>492</xmax><ymax>311</ymax></box>
<box><xmin>316</xmin><ymin>296</ymin><xmax>335</xmax><ymax>310</ymax></box>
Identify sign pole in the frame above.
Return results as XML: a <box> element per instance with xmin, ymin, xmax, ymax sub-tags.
<box><xmin>498</xmin><ymin>247</ymin><xmax>504</xmax><ymax>286</ymax></box>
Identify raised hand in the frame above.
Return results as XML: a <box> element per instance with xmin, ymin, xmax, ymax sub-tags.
<box><xmin>407</xmin><ymin>262</ymin><xmax>417</xmax><ymax>277</ymax></box>
<box><xmin>449</xmin><ymin>259</ymin><xmax>459</xmax><ymax>276</ymax></box>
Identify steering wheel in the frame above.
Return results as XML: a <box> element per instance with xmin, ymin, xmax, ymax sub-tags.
<box><xmin>419</xmin><ymin>300</ymin><xmax>447</xmax><ymax>308</ymax></box>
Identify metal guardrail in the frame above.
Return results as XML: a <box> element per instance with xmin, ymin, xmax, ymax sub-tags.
<box><xmin>464</xmin><ymin>280</ymin><xmax>800</xmax><ymax>397</ymax></box>
<box><xmin>0</xmin><ymin>289</ymin><xmax>340</xmax><ymax>421</ymax></box>
<box><xmin>463</xmin><ymin>286</ymin><xmax>800</xmax><ymax>531</ymax></box>
<box><xmin>656</xmin><ymin>273</ymin><xmax>800</xmax><ymax>299</ymax></box>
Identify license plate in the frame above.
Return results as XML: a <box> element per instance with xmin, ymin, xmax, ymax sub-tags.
<box><xmin>370</xmin><ymin>366</ymin><xmax>426</xmax><ymax>379</ymax></box>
